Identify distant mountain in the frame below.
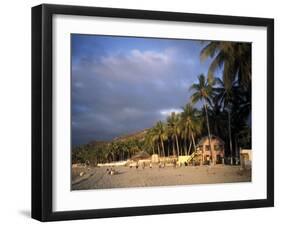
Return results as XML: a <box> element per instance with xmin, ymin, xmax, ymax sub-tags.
<box><xmin>87</xmin><ymin>140</ymin><xmax>109</xmax><ymax>146</ymax></box>
<box><xmin>113</xmin><ymin>129</ymin><xmax>148</xmax><ymax>142</ymax></box>
<box><xmin>87</xmin><ymin>128</ymin><xmax>149</xmax><ymax>146</ymax></box>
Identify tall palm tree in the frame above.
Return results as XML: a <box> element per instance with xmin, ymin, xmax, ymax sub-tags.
<box><xmin>213</xmin><ymin>77</ymin><xmax>251</xmax><ymax>164</ymax></box>
<box><xmin>154</xmin><ymin>121</ymin><xmax>167</xmax><ymax>157</ymax></box>
<box><xmin>181</xmin><ymin>104</ymin><xmax>202</xmax><ymax>155</ymax></box>
<box><xmin>167</xmin><ymin>112</ymin><xmax>181</xmax><ymax>156</ymax></box>
<box><xmin>200</xmin><ymin>41</ymin><xmax>251</xmax><ymax>91</ymax></box>
<box><xmin>213</xmin><ymin>77</ymin><xmax>236</xmax><ymax>164</ymax></box>
<box><xmin>151</xmin><ymin>126</ymin><xmax>161</xmax><ymax>156</ymax></box>
<box><xmin>190</xmin><ymin>74</ymin><xmax>215</xmax><ymax>164</ymax></box>
<box><xmin>146</xmin><ymin>128</ymin><xmax>156</xmax><ymax>154</ymax></box>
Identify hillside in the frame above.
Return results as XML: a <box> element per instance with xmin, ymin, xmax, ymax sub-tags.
<box><xmin>86</xmin><ymin>128</ymin><xmax>149</xmax><ymax>147</ymax></box>
<box><xmin>113</xmin><ymin>129</ymin><xmax>148</xmax><ymax>142</ymax></box>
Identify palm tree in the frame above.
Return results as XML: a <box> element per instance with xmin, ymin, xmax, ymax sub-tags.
<box><xmin>213</xmin><ymin>77</ymin><xmax>236</xmax><ymax>164</ymax></box>
<box><xmin>181</xmin><ymin>104</ymin><xmax>202</xmax><ymax>156</ymax></box>
<box><xmin>167</xmin><ymin>112</ymin><xmax>181</xmax><ymax>156</ymax></box>
<box><xmin>213</xmin><ymin>77</ymin><xmax>251</xmax><ymax>164</ymax></box>
<box><xmin>150</xmin><ymin>126</ymin><xmax>161</xmax><ymax>156</ymax></box>
<box><xmin>200</xmin><ymin>41</ymin><xmax>251</xmax><ymax>90</ymax></box>
<box><xmin>145</xmin><ymin>128</ymin><xmax>156</xmax><ymax>154</ymax></box>
<box><xmin>190</xmin><ymin>74</ymin><xmax>215</xmax><ymax>164</ymax></box>
<box><xmin>154</xmin><ymin>121</ymin><xmax>167</xmax><ymax>157</ymax></box>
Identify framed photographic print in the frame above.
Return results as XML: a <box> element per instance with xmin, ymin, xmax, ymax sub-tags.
<box><xmin>32</xmin><ymin>4</ymin><xmax>274</xmax><ymax>221</ymax></box>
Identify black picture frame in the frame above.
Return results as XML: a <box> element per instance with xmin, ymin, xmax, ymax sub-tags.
<box><xmin>32</xmin><ymin>4</ymin><xmax>274</xmax><ymax>222</ymax></box>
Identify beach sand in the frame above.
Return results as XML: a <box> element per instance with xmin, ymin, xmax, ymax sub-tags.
<box><xmin>71</xmin><ymin>165</ymin><xmax>251</xmax><ymax>190</ymax></box>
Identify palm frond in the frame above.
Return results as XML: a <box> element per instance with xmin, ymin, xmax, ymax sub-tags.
<box><xmin>200</xmin><ymin>42</ymin><xmax>219</xmax><ymax>62</ymax></box>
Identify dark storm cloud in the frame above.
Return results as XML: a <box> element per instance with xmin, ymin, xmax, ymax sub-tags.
<box><xmin>72</xmin><ymin>35</ymin><xmax>212</xmax><ymax>146</ymax></box>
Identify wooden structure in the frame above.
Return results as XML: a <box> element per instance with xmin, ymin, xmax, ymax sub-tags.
<box><xmin>151</xmin><ymin>154</ymin><xmax>159</xmax><ymax>163</ymax></box>
<box><xmin>240</xmin><ymin>149</ymin><xmax>252</xmax><ymax>169</ymax></box>
<box><xmin>197</xmin><ymin>135</ymin><xmax>225</xmax><ymax>164</ymax></box>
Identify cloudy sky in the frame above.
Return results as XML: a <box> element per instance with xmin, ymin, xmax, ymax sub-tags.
<box><xmin>71</xmin><ymin>34</ymin><xmax>214</xmax><ymax>146</ymax></box>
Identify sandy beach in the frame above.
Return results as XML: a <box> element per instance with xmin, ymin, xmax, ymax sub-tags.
<box><xmin>72</xmin><ymin>165</ymin><xmax>251</xmax><ymax>190</ymax></box>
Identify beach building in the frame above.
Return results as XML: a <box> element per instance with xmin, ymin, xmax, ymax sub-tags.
<box><xmin>197</xmin><ymin>135</ymin><xmax>225</xmax><ymax>164</ymax></box>
<box><xmin>240</xmin><ymin>149</ymin><xmax>252</xmax><ymax>169</ymax></box>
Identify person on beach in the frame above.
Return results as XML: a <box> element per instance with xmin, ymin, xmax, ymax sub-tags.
<box><xmin>173</xmin><ymin>159</ymin><xmax>177</xmax><ymax>168</ymax></box>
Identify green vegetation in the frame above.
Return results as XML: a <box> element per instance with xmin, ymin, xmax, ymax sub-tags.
<box><xmin>72</xmin><ymin>41</ymin><xmax>251</xmax><ymax>166</ymax></box>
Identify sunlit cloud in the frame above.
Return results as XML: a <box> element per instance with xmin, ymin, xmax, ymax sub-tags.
<box><xmin>93</xmin><ymin>49</ymin><xmax>174</xmax><ymax>82</ymax></box>
<box><xmin>159</xmin><ymin>108</ymin><xmax>183</xmax><ymax>117</ymax></box>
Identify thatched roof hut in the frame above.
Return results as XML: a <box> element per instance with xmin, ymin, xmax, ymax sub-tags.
<box><xmin>198</xmin><ymin>135</ymin><xmax>225</xmax><ymax>146</ymax></box>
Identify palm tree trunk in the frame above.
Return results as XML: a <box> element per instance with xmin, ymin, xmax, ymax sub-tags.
<box><xmin>187</xmin><ymin>141</ymin><xmax>192</xmax><ymax>155</ymax></box>
<box><xmin>157</xmin><ymin>142</ymin><xmax>160</xmax><ymax>156</ymax></box>
<box><xmin>191</xmin><ymin>132</ymin><xmax>197</xmax><ymax>153</ymax></box>
<box><xmin>179</xmin><ymin>139</ymin><xmax>182</xmax><ymax>156</ymax></box>
<box><xmin>203</xmin><ymin>99</ymin><xmax>213</xmax><ymax>164</ymax></box>
<box><xmin>167</xmin><ymin>141</ymin><xmax>170</xmax><ymax>156</ymax></box>
<box><xmin>181</xmin><ymin>139</ymin><xmax>183</xmax><ymax>155</ymax></box>
<box><xmin>228</xmin><ymin>110</ymin><xmax>233</xmax><ymax>165</ymax></box>
<box><xmin>184</xmin><ymin>137</ymin><xmax>187</xmax><ymax>155</ymax></box>
<box><xmin>172</xmin><ymin>139</ymin><xmax>176</xmax><ymax>156</ymax></box>
<box><xmin>161</xmin><ymin>138</ymin><xmax>165</xmax><ymax>157</ymax></box>
<box><xmin>175</xmin><ymin>135</ymin><xmax>180</xmax><ymax>156</ymax></box>
<box><xmin>234</xmin><ymin>136</ymin><xmax>239</xmax><ymax>165</ymax></box>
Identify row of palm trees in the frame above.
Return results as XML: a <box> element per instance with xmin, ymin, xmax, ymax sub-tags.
<box><xmin>146</xmin><ymin>74</ymin><xmax>250</xmax><ymax>164</ymax></box>
<box><xmin>145</xmin><ymin>75</ymin><xmax>210</xmax><ymax>160</ymax></box>
<box><xmin>146</xmin><ymin>104</ymin><xmax>199</xmax><ymax>158</ymax></box>
<box><xmin>72</xmin><ymin>138</ymin><xmax>146</xmax><ymax>165</ymax></box>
